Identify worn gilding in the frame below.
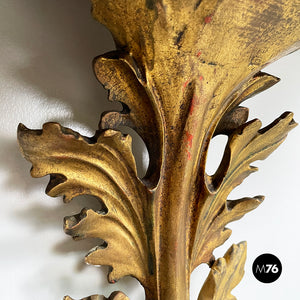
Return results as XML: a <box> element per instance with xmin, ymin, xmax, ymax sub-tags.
<box><xmin>18</xmin><ymin>0</ymin><xmax>299</xmax><ymax>299</ymax></box>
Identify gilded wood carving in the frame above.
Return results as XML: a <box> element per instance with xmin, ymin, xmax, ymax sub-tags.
<box><xmin>18</xmin><ymin>0</ymin><xmax>299</xmax><ymax>299</ymax></box>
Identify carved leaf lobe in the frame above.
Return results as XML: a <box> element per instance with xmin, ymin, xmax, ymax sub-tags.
<box><xmin>191</xmin><ymin>112</ymin><xmax>297</xmax><ymax>269</ymax></box>
<box><xmin>198</xmin><ymin>242</ymin><xmax>247</xmax><ymax>300</ymax></box>
<box><xmin>93</xmin><ymin>52</ymin><xmax>163</xmax><ymax>187</ymax></box>
<box><xmin>18</xmin><ymin>122</ymin><xmax>151</xmax><ymax>285</ymax></box>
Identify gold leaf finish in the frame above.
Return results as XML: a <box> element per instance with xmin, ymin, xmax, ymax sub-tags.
<box><xmin>64</xmin><ymin>291</ymin><xmax>129</xmax><ymax>300</ymax></box>
<box><xmin>94</xmin><ymin>53</ymin><xmax>163</xmax><ymax>186</ymax></box>
<box><xmin>198</xmin><ymin>242</ymin><xmax>247</xmax><ymax>300</ymax></box>
<box><xmin>18</xmin><ymin>123</ymin><xmax>151</xmax><ymax>286</ymax></box>
<box><xmin>17</xmin><ymin>0</ymin><xmax>299</xmax><ymax>299</ymax></box>
<box><xmin>190</xmin><ymin>112</ymin><xmax>296</xmax><ymax>270</ymax></box>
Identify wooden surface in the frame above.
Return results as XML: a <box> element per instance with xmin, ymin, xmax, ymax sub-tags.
<box><xmin>18</xmin><ymin>0</ymin><xmax>299</xmax><ymax>299</ymax></box>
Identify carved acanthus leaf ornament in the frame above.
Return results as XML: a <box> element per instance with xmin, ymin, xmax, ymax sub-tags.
<box><xmin>18</xmin><ymin>0</ymin><xmax>299</xmax><ymax>299</ymax></box>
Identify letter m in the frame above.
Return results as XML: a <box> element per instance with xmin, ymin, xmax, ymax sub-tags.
<box><xmin>256</xmin><ymin>265</ymin><xmax>266</xmax><ymax>273</ymax></box>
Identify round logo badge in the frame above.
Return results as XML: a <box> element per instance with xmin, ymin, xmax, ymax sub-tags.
<box><xmin>252</xmin><ymin>253</ymin><xmax>282</xmax><ymax>283</ymax></box>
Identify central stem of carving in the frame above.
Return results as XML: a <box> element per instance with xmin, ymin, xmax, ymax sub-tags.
<box><xmin>152</xmin><ymin>116</ymin><xmax>208</xmax><ymax>299</ymax></box>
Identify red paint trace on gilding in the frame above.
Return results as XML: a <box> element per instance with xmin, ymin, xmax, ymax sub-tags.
<box><xmin>185</xmin><ymin>131</ymin><xmax>193</xmax><ymax>148</ymax></box>
<box><xmin>182</xmin><ymin>80</ymin><xmax>189</xmax><ymax>91</ymax></box>
<box><xmin>187</xmin><ymin>151</ymin><xmax>192</xmax><ymax>160</ymax></box>
<box><xmin>184</xmin><ymin>131</ymin><xmax>193</xmax><ymax>160</ymax></box>
<box><xmin>190</xmin><ymin>95</ymin><xmax>201</xmax><ymax>115</ymax></box>
<box><xmin>204</xmin><ymin>14</ymin><xmax>213</xmax><ymax>24</ymax></box>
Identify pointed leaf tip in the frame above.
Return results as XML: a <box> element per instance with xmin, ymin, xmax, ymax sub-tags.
<box><xmin>198</xmin><ymin>242</ymin><xmax>247</xmax><ymax>300</ymax></box>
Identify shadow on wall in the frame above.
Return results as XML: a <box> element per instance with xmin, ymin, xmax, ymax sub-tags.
<box><xmin>7</xmin><ymin>0</ymin><xmax>115</xmax><ymax>130</ymax></box>
<box><xmin>0</xmin><ymin>0</ymin><xmax>146</xmax><ymax>297</ymax></box>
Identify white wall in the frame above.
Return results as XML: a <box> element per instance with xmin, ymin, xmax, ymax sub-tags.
<box><xmin>0</xmin><ymin>1</ymin><xmax>299</xmax><ymax>299</ymax></box>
